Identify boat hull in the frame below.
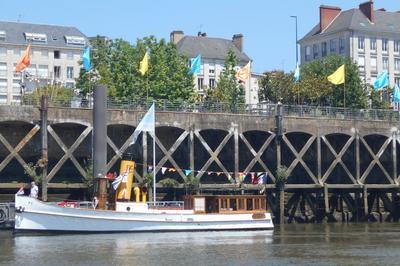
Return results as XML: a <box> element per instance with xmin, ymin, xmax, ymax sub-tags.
<box><xmin>15</xmin><ymin>196</ymin><xmax>274</xmax><ymax>233</ymax></box>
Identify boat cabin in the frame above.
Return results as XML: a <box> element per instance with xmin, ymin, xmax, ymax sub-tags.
<box><xmin>183</xmin><ymin>195</ymin><xmax>267</xmax><ymax>214</ymax></box>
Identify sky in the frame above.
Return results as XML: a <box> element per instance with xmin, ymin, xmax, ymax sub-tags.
<box><xmin>1</xmin><ymin>0</ymin><xmax>398</xmax><ymax>73</ymax></box>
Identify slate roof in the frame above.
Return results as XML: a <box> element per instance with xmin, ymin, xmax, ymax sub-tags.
<box><xmin>176</xmin><ymin>36</ymin><xmax>251</xmax><ymax>62</ymax></box>
<box><xmin>0</xmin><ymin>21</ymin><xmax>87</xmax><ymax>48</ymax></box>
<box><xmin>300</xmin><ymin>9</ymin><xmax>400</xmax><ymax>42</ymax></box>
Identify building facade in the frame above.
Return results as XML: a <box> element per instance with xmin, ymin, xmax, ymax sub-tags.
<box><xmin>299</xmin><ymin>1</ymin><xmax>400</xmax><ymax>88</ymax></box>
<box><xmin>0</xmin><ymin>21</ymin><xmax>87</xmax><ymax>104</ymax></box>
<box><xmin>171</xmin><ymin>31</ymin><xmax>260</xmax><ymax>104</ymax></box>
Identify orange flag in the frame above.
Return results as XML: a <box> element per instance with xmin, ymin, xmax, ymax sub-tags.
<box><xmin>235</xmin><ymin>61</ymin><xmax>251</xmax><ymax>82</ymax></box>
<box><xmin>15</xmin><ymin>44</ymin><xmax>31</xmax><ymax>72</ymax></box>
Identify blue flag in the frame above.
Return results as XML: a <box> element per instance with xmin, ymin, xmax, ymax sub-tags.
<box><xmin>189</xmin><ymin>54</ymin><xmax>201</xmax><ymax>74</ymax></box>
<box><xmin>82</xmin><ymin>47</ymin><xmax>91</xmax><ymax>71</ymax></box>
<box><xmin>393</xmin><ymin>84</ymin><xmax>400</xmax><ymax>103</ymax></box>
<box><xmin>374</xmin><ymin>71</ymin><xmax>389</xmax><ymax>90</ymax></box>
<box><xmin>294</xmin><ymin>63</ymin><xmax>300</xmax><ymax>82</ymax></box>
<box><xmin>184</xmin><ymin>169</ymin><xmax>193</xmax><ymax>176</ymax></box>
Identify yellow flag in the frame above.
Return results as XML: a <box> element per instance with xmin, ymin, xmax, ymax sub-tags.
<box><xmin>139</xmin><ymin>52</ymin><xmax>149</xmax><ymax>75</ymax></box>
<box><xmin>327</xmin><ymin>64</ymin><xmax>345</xmax><ymax>85</ymax></box>
<box><xmin>235</xmin><ymin>61</ymin><xmax>251</xmax><ymax>82</ymax></box>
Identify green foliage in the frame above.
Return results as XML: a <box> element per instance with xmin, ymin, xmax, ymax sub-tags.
<box><xmin>24</xmin><ymin>85</ymin><xmax>74</xmax><ymax>106</ymax></box>
<box><xmin>275</xmin><ymin>165</ymin><xmax>290</xmax><ymax>190</ymax></box>
<box><xmin>158</xmin><ymin>177</ymin><xmax>180</xmax><ymax>187</ymax></box>
<box><xmin>75</xmin><ymin>36</ymin><xmax>196</xmax><ymax>102</ymax></box>
<box><xmin>258</xmin><ymin>71</ymin><xmax>295</xmax><ymax>103</ymax></box>
<box><xmin>141</xmin><ymin>172</ymin><xmax>153</xmax><ymax>188</ymax></box>
<box><xmin>208</xmin><ymin>50</ymin><xmax>245</xmax><ymax>109</ymax></box>
<box><xmin>184</xmin><ymin>175</ymin><xmax>200</xmax><ymax>187</ymax></box>
<box><xmin>24</xmin><ymin>161</ymin><xmax>44</xmax><ymax>184</ymax></box>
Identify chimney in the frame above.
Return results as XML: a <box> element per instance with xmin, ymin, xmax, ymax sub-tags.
<box><xmin>359</xmin><ymin>1</ymin><xmax>374</xmax><ymax>22</ymax></box>
<box><xmin>377</xmin><ymin>8</ymin><xmax>385</xmax><ymax>12</ymax></box>
<box><xmin>320</xmin><ymin>5</ymin><xmax>341</xmax><ymax>32</ymax></box>
<box><xmin>170</xmin><ymin>30</ymin><xmax>184</xmax><ymax>44</ymax></box>
<box><xmin>232</xmin><ymin>34</ymin><xmax>243</xmax><ymax>52</ymax></box>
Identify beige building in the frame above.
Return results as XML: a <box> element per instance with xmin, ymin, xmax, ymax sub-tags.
<box><xmin>299</xmin><ymin>1</ymin><xmax>400</xmax><ymax>87</ymax></box>
<box><xmin>0</xmin><ymin>21</ymin><xmax>87</xmax><ymax>104</ymax></box>
<box><xmin>171</xmin><ymin>31</ymin><xmax>260</xmax><ymax>104</ymax></box>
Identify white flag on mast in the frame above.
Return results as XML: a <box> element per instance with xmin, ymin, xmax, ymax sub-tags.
<box><xmin>130</xmin><ymin>103</ymin><xmax>155</xmax><ymax>145</ymax></box>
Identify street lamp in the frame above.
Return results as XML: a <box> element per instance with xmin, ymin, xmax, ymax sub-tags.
<box><xmin>290</xmin><ymin>16</ymin><xmax>298</xmax><ymax>64</ymax></box>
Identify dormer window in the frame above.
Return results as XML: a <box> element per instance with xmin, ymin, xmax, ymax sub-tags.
<box><xmin>0</xmin><ymin>31</ymin><xmax>5</xmax><ymax>41</ymax></box>
<box><xmin>65</xmin><ymin>36</ymin><xmax>85</xmax><ymax>46</ymax></box>
<box><xmin>24</xmin><ymin>32</ymin><xmax>47</xmax><ymax>43</ymax></box>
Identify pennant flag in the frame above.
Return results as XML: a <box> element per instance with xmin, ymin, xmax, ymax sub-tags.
<box><xmin>207</xmin><ymin>172</ymin><xmax>212</xmax><ymax>175</ymax></box>
<box><xmin>216</xmin><ymin>172</ymin><xmax>222</xmax><ymax>176</ymax></box>
<box><xmin>294</xmin><ymin>63</ymin><xmax>300</xmax><ymax>82</ymax></box>
<box><xmin>139</xmin><ymin>52</ymin><xmax>149</xmax><ymax>75</ymax></box>
<box><xmin>184</xmin><ymin>169</ymin><xmax>193</xmax><ymax>176</ymax></box>
<box><xmin>188</xmin><ymin>54</ymin><xmax>201</xmax><ymax>75</ymax></box>
<box><xmin>130</xmin><ymin>103</ymin><xmax>155</xmax><ymax>145</ymax></box>
<box><xmin>250</xmin><ymin>172</ymin><xmax>255</xmax><ymax>183</ymax></box>
<box><xmin>393</xmin><ymin>84</ymin><xmax>400</xmax><ymax>103</ymax></box>
<box><xmin>161</xmin><ymin>167</ymin><xmax>167</xmax><ymax>174</ymax></box>
<box><xmin>241</xmin><ymin>173</ymin><xmax>248</xmax><ymax>183</ymax></box>
<box><xmin>148</xmin><ymin>165</ymin><xmax>153</xmax><ymax>172</ymax></box>
<box><xmin>236</xmin><ymin>61</ymin><xmax>251</xmax><ymax>82</ymax></box>
<box><xmin>168</xmin><ymin>168</ymin><xmax>176</xmax><ymax>172</ymax></box>
<box><xmin>327</xmin><ymin>65</ymin><xmax>345</xmax><ymax>85</ymax></box>
<box><xmin>374</xmin><ymin>71</ymin><xmax>389</xmax><ymax>91</ymax></box>
<box><xmin>227</xmin><ymin>175</ymin><xmax>232</xmax><ymax>181</ymax></box>
<box><xmin>253</xmin><ymin>173</ymin><xmax>268</xmax><ymax>185</ymax></box>
<box><xmin>82</xmin><ymin>47</ymin><xmax>91</xmax><ymax>71</ymax></box>
<box><xmin>112</xmin><ymin>170</ymin><xmax>129</xmax><ymax>190</ymax></box>
<box><xmin>15</xmin><ymin>44</ymin><xmax>31</xmax><ymax>72</ymax></box>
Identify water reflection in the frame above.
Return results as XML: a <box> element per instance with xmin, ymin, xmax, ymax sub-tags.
<box><xmin>2</xmin><ymin>224</ymin><xmax>400</xmax><ymax>265</ymax></box>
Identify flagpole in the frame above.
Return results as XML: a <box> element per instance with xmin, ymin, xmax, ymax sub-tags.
<box><xmin>343</xmin><ymin>79</ymin><xmax>346</xmax><ymax>109</ymax></box>
<box><xmin>152</xmin><ymin>101</ymin><xmax>156</xmax><ymax>203</ymax></box>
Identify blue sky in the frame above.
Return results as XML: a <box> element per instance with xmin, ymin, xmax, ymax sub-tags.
<box><xmin>2</xmin><ymin>0</ymin><xmax>398</xmax><ymax>73</ymax></box>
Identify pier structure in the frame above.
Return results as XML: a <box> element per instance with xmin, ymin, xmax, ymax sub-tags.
<box><xmin>0</xmin><ymin>100</ymin><xmax>399</xmax><ymax>223</ymax></box>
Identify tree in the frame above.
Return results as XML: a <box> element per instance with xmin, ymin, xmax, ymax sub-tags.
<box><xmin>75</xmin><ymin>36</ymin><xmax>196</xmax><ymax>102</ymax></box>
<box><xmin>258</xmin><ymin>71</ymin><xmax>295</xmax><ymax>104</ymax></box>
<box><xmin>209</xmin><ymin>49</ymin><xmax>245</xmax><ymax>109</ymax></box>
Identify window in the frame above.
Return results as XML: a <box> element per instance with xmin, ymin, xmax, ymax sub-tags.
<box><xmin>12</xmin><ymin>95</ymin><xmax>21</xmax><ymax>102</ymax></box>
<box><xmin>67</xmin><ymin>51</ymin><xmax>73</xmax><ymax>59</ymax></box>
<box><xmin>305</xmin><ymin>46</ymin><xmax>311</xmax><ymax>61</ymax></box>
<box><xmin>54</xmin><ymin>66</ymin><xmax>61</xmax><ymax>79</ymax></box>
<box><xmin>25</xmin><ymin>64</ymin><xmax>36</xmax><ymax>76</ymax></box>
<box><xmin>209</xmin><ymin>65</ymin><xmax>215</xmax><ymax>75</ymax></box>
<box><xmin>0</xmin><ymin>31</ymin><xmax>5</xmax><ymax>41</ymax></box>
<box><xmin>370</xmin><ymin>57</ymin><xmax>377</xmax><ymax>72</ymax></box>
<box><xmin>24</xmin><ymin>32</ymin><xmax>47</xmax><ymax>43</ymax></box>
<box><xmin>313</xmin><ymin>44</ymin><xmax>319</xmax><ymax>59</ymax></box>
<box><xmin>370</xmin><ymin>38</ymin><xmax>377</xmax><ymax>51</ymax></box>
<box><xmin>0</xmin><ymin>95</ymin><xmax>6</xmax><ymax>104</ymax></box>
<box><xmin>54</xmin><ymin>50</ymin><xmax>60</xmax><ymax>59</ymax></box>
<box><xmin>395</xmin><ymin>59</ymin><xmax>400</xmax><ymax>72</ymax></box>
<box><xmin>358</xmin><ymin>36</ymin><xmax>365</xmax><ymax>50</ymax></box>
<box><xmin>395</xmin><ymin>40</ymin><xmax>400</xmax><ymax>54</ymax></box>
<box><xmin>209</xmin><ymin>78</ymin><xmax>215</xmax><ymax>88</ymax></box>
<box><xmin>197</xmin><ymin>77</ymin><xmax>204</xmax><ymax>90</ymax></box>
<box><xmin>383</xmin><ymin>57</ymin><xmax>389</xmax><ymax>70</ymax></box>
<box><xmin>358</xmin><ymin>56</ymin><xmax>365</xmax><ymax>72</ymax></box>
<box><xmin>41</xmin><ymin>49</ymin><xmax>48</xmax><ymax>58</ymax></box>
<box><xmin>382</xmin><ymin>38</ymin><xmax>388</xmax><ymax>53</ymax></box>
<box><xmin>66</xmin><ymin>66</ymin><xmax>74</xmax><ymax>79</ymax></box>
<box><xmin>12</xmin><ymin>79</ymin><xmax>21</xmax><ymax>94</ymax></box>
<box><xmin>321</xmin><ymin>42</ymin><xmax>327</xmax><ymax>57</ymax></box>
<box><xmin>66</xmin><ymin>82</ymin><xmax>74</xmax><ymax>88</ymax></box>
<box><xmin>0</xmin><ymin>63</ymin><xmax>6</xmax><ymax>76</ymax></box>
<box><xmin>65</xmin><ymin>36</ymin><xmax>86</xmax><ymax>46</ymax></box>
<box><xmin>339</xmin><ymin>38</ymin><xmax>345</xmax><ymax>54</ymax></box>
<box><xmin>395</xmin><ymin>77</ymin><xmax>400</xmax><ymax>86</ymax></box>
<box><xmin>0</xmin><ymin>79</ymin><xmax>7</xmax><ymax>93</ymax></box>
<box><xmin>0</xmin><ymin>47</ymin><xmax>6</xmax><ymax>55</ymax></box>
<box><xmin>38</xmin><ymin>65</ymin><xmax>48</xmax><ymax>78</ymax></box>
<box><xmin>330</xmin><ymin>39</ymin><xmax>336</xmax><ymax>53</ymax></box>
<box><xmin>13</xmin><ymin>48</ymin><xmax>21</xmax><ymax>55</ymax></box>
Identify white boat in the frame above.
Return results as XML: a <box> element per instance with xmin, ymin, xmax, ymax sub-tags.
<box><xmin>14</xmin><ymin>194</ymin><xmax>274</xmax><ymax>233</ymax></box>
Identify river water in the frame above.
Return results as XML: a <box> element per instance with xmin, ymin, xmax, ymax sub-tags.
<box><xmin>1</xmin><ymin>223</ymin><xmax>400</xmax><ymax>265</ymax></box>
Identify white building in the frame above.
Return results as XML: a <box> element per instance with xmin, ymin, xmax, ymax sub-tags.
<box><xmin>171</xmin><ymin>31</ymin><xmax>260</xmax><ymax>104</ymax></box>
<box><xmin>0</xmin><ymin>21</ymin><xmax>87</xmax><ymax>104</ymax></box>
<box><xmin>299</xmin><ymin>1</ymin><xmax>400</xmax><ymax>88</ymax></box>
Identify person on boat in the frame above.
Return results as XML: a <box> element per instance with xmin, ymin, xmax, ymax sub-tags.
<box><xmin>16</xmin><ymin>184</ymin><xmax>25</xmax><ymax>196</ymax></box>
<box><xmin>29</xmin><ymin>181</ymin><xmax>39</xmax><ymax>199</ymax></box>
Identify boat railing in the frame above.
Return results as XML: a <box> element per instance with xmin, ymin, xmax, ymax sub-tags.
<box><xmin>0</xmin><ymin>202</ymin><xmax>15</xmax><ymax>223</ymax></box>
<box><xmin>147</xmin><ymin>201</ymin><xmax>184</xmax><ymax>210</ymax></box>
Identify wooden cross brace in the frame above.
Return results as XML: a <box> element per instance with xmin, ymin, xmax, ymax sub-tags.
<box><xmin>194</xmin><ymin>130</ymin><xmax>233</xmax><ymax>182</ymax></box>
<box><xmin>360</xmin><ymin>136</ymin><xmax>393</xmax><ymax>184</ymax></box>
<box><xmin>0</xmin><ymin>125</ymin><xmax>40</xmax><ymax>175</ymax></box>
<box><xmin>239</xmin><ymin>133</ymin><xmax>276</xmax><ymax>181</ymax></box>
<box><xmin>283</xmin><ymin>135</ymin><xmax>318</xmax><ymax>184</ymax></box>
<box><xmin>321</xmin><ymin>135</ymin><xmax>357</xmax><ymax>184</ymax></box>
